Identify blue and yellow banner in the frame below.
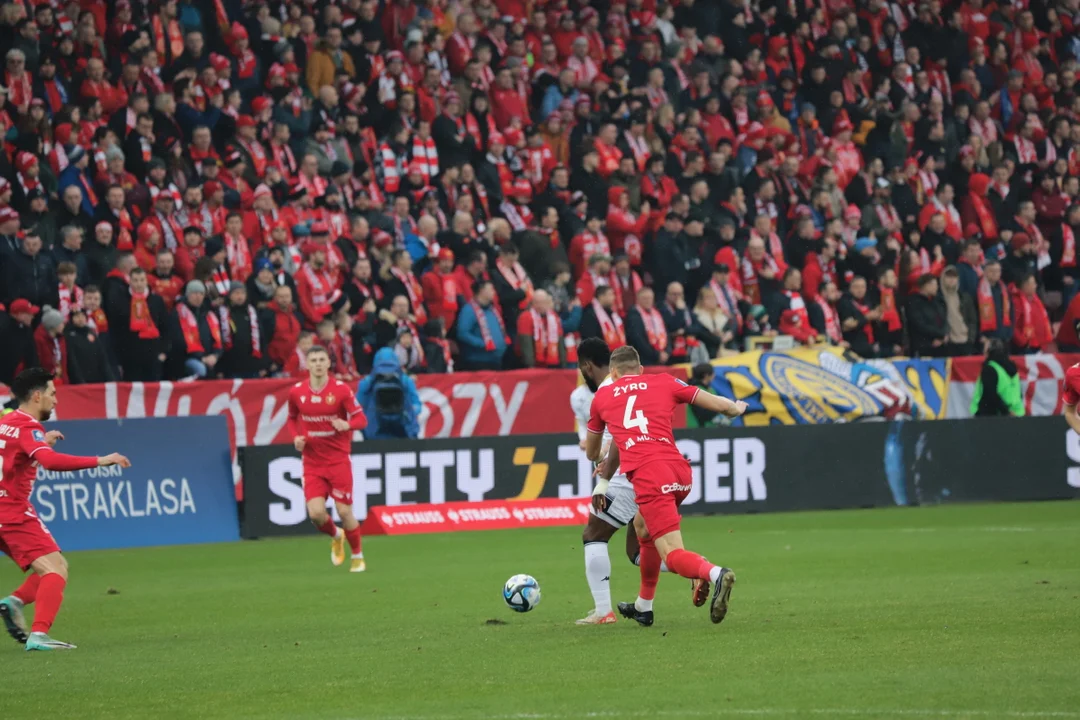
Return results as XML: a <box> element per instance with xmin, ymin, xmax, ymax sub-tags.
<box><xmin>709</xmin><ymin>347</ymin><xmax>950</xmax><ymax>425</ymax></box>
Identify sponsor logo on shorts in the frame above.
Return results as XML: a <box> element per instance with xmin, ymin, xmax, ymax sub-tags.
<box><xmin>660</xmin><ymin>483</ymin><xmax>692</xmax><ymax>494</ymax></box>
<box><xmin>332</xmin><ymin>489</ymin><xmax>347</xmax><ymax>500</ymax></box>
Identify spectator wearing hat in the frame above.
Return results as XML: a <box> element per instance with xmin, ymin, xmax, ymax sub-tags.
<box><xmin>245</xmin><ymin>257</ymin><xmax>279</xmax><ymax>312</ymax></box>
<box><xmin>107</xmin><ymin>266</ymin><xmax>168</xmax><ymax>381</ymax></box>
<box><xmin>907</xmin><ymin>273</ymin><xmax>950</xmax><ymax>357</ymax></box>
<box><xmin>64</xmin><ymin>306</ymin><xmax>117</xmax><ymax>385</ymax></box>
<box><xmin>294</xmin><ymin>239</ymin><xmax>339</xmax><ymax>328</ymax></box>
<box><xmin>217</xmin><ymin>282</ymin><xmax>271</xmax><ymax>379</ymax></box>
<box><xmin>168</xmin><ymin>280</ymin><xmax>222</xmax><ymax>379</ymax></box>
<box><xmin>304</xmin><ymin>119</ymin><xmax>351</xmax><ymax>178</ymax></box>
<box><xmin>21</xmin><ymin>188</ymin><xmax>56</xmax><ymax>249</ymax></box>
<box><xmin>3</xmin><ymin>228</ymin><xmax>57</xmax><ymax>310</ymax></box>
<box><xmin>0</xmin><ymin>299</ymin><xmax>41</xmax><ymax>384</ymax></box>
<box><xmin>56</xmin><ymin>150</ymin><xmax>98</xmax><ymax>221</ymax></box>
<box><xmin>422</xmin><ymin>248</ymin><xmax>461</xmax><ymax>333</ymax></box>
<box><xmin>1002</xmin><ymin>231</ymin><xmax>1038</xmax><ymax>288</ymax></box>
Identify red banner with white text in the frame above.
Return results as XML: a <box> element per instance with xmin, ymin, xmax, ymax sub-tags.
<box><xmin>34</xmin><ymin>370</ymin><xmax>581</xmax><ymax>496</ymax></box>
<box><xmin>360</xmin><ymin>498</ymin><xmax>592</xmax><ymax>536</ymax></box>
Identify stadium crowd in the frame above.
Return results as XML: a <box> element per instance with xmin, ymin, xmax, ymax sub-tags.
<box><xmin>0</xmin><ymin>0</ymin><xmax>1079</xmax><ymax>385</ymax></box>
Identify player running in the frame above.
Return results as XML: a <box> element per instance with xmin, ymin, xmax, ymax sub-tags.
<box><xmin>0</xmin><ymin>369</ymin><xmax>131</xmax><ymax>651</ymax></box>
<box><xmin>572</xmin><ymin>339</ymin><xmax>707</xmax><ymax>625</ymax></box>
<box><xmin>287</xmin><ymin>346</ymin><xmax>369</xmax><ymax>572</ymax></box>
<box><xmin>586</xmin><ymin>346</ymin><xmax>747</xmax><ymax>626</ymax></box>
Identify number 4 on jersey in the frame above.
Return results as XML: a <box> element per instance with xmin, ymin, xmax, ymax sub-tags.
<box><xmin>623</xmin><ymin>395</ymin><xmax>649</xmax><ymax>435</ymax></box>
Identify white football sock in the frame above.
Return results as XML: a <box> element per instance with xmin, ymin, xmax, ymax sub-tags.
<box><xmin>709</xmin><ymin>566</ymin><xmax>724</xmax><ymax>584</ymax></box>
<box><xmin>584</xmin><ymin>542</ymin><xmax>612</xmax><ymax>615</ymax></box>
<box><xmin>635</xmin><ymin>596</ymin><xmax>653</xmax><ymax>612</ymax></box>
<box><xmin>632</xmin><ymin>553</ymin><xmax>670</xmax><ymax>573</ymax></box>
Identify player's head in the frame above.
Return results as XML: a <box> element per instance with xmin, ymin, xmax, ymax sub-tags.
<box><xmin>577</xmin><ymin>337</ymin><xmax>611</xmax><ymax>393</ymax></box>
<box><xmin>609</xmin><ymin>346</ymin><xmax>642</xmax><ymax>381</ymax></box>
<box><xmin>307</xmin><ymin>345</ymin><xmax>331</xmax><ymax>380</ymax></box>
<box><xmin>12</xmin><ymin>367</ymin><xmax>57</xmax><ymax>420</ymax></box>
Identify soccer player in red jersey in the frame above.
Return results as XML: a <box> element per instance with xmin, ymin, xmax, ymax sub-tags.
<box><xmin>586</xmin><ymin>346</ymin><xmax>747</xmax><ymax>626</ymax></box>
<box><xmin>287</xmin><ymin>345</ymin><xmax>369</xmax><ymax>572</ymax></box>
<box><xmin>0</xmin><ymin>369</ymin><xmax>131</xmax><ymax>651</ymax></box>
<box><xmin>1062</xmin><ymin>363</ymin><xmax>1080</xmax><ymax>433</ymax></box>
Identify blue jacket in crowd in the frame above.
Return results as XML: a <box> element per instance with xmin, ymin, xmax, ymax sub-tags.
<box><xmin>456</xmin><ymin>300</ymin><xmax>508</xmax><ymax>368</ymax></box>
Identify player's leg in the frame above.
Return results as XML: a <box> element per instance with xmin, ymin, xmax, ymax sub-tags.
<box><xmin>304</xmin><ymin>474</ymin><xmax>346</xmax><ymax>566</ymax></box>
<box><xmin>625</xmin><ymin>522</ymin><xmax>671</xmax><ymax>574</ymax></box>
<box><xmin>25</xmin><ymin>551</ymin><xmax>77</xmax><ymax>650</ymax></box>
<box><xmin>336</xmin><ymin>503</ymin><xmax>366</xmax><ymax>573</ymax></box>
<box><xmin>646</xmin><ymin>465</ymin><xmax>736</xmax><ymax>624</ymax></box>
<box><xmin>576</xmin><ymin>514</ymin><xmax>618</xmax><ymax>625</ymax></box>
<box><xmin>0</xmin><ymin>536</ymin><xmax>35</xmax><ymax>644</ymax></box>
<box><xmin>621</xmin><ymin>511</ymin><xmax>661</xmax><ymax>626</ymax></box>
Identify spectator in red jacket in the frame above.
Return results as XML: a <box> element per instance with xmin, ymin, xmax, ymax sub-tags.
<box><xmin>267</xmin><ymin>285</ymin><xmax>302</xmax><ymax>371</ymax></box>
<box><xmin>776</xmin><ymin>268</ymin><xmax>819</xmax><ymax>345</ymax></box>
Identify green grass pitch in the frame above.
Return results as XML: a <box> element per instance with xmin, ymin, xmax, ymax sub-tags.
<box><xmin>2</xmin><ymin>501</ymin><xmax>1079</xmax><ymax>720</ymax></box>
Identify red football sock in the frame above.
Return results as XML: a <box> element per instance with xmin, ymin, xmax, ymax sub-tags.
<box><xmin>666</xmin><ymin>548</ymin><xmax>715</xmax><ymax>581</ymax></box>
<box><xmin>637</xmin><ymin>537</ymin><xmax>661</xmax><ymax>601</ymax></box>
<box><xmin>12</xmin><ymin>574</ymin><xmax>41</xmax><ymax>605</ymax></box>
<box><xmin>30</xmin><ymin>574</ymin><xmax>66</xmax><ymax>634</ymax></box>
<box><xmin>345</xmin><ymin>526</ymin><xmax>363</xmax><ymax>556</ymax></box>
<box><xmin>315</xmin><ymin>517</ymin><xmax>338</xmax><ymax>538</ymax></box>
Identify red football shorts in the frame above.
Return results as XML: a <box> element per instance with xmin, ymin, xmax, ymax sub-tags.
<box><xmin>629</xmin><ymin>460</ymin><xmax>692</xmax><ymax>541</ymax></box>
<box><xmin>0</xmin><ymin>518</ymin><xmax>61</xmax><ymax>572</ymax></box>
<box><xmin>303</xmin><ymin>463</ymin><xmax>354</xmax><ymax>506</ymax></box>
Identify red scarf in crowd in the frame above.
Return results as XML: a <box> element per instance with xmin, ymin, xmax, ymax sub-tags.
<box><xmin>497</xmin><ymin>259</ymin><xmax>534</xmax><ymax>309</ymax></box>
<box><xmin>1012</xmin><ymin>288</ymin><xmax>1051</xmax><ymax>350</ymax></box>
<box><xmin>129</xmin><ymin>288</ymin><xmax>160</xmax><ymax>339</ymax></box>
<box><xmin>58</xmin><ymin>283</ymin><xmax>84</xmax><ymax>321</ymax></box>
<box><xmin>879</xmin><ymin>287</ymin><xmax>902</xmax><ymax>332</ymax></box>
<box><xmin>1061</xmin><ymin>223</ymin><xmax>1076</xmax><ymax>268</ymax></box>
<box><xmin>636</xmin><ymin>304</ymin><xmax>667</xmax><ymax>353</ymax></box>
<box><xmin>225</xmin><ymin>232</ymin><xmax>252</xmax><ymax>282</ymax></box>
<box><xmin>528</xmin><ymin>309</ymin><xmax>561</xmax><ymax>367</ymax></box>
<box><xmin>471</xmin><ymin>300</ymin><xmax>507</xmax><ymax>352</ymax></box>
<box><xmin>977</xmin><ymin>278</ymin><xmax>1011</xmax><ymax>332</ymax></box>
<box><xmin>177</xmin><ymin>303</ymin><xmax>221</xmax><ymax>353</ymax></box>
<box><xmin>390</xmin><ymin>266</ymin><xmax>428</xmax><ymax>325</ymax></box>
<box><xmin>608</xmin><ymin>270</ymin><xmax>643</xmax><ymax>318</ymax></box>
<box><xmin>591</xmin><ymin>299</ymin><xmax>626</xmax><ymax>349</ymax></box>
<box><xmin>218</xmin><ymin>304</ymin><xmax>262</xmax><ymax>357</ymax></box>
<box><xmin>710</xmin><ymin>279</ymin><xmax>743</xmax><ymax>333</ymax></box>
<box><xmin>816</xmin><ymin>297</ymin><xmax>842</xmax><ymax>343</ymax></box>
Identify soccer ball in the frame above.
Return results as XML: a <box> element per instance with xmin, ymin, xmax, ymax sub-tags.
<box><xmin>503</xmin><ymin>574</ymin><xmax>541</xmax><ymax>612</ymax></box>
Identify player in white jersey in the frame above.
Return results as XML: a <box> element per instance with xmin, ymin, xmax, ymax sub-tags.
<box><xmin>572</xmin><ymin>339</ymin><xmax>708</xmax><ymax>625</ymax></box>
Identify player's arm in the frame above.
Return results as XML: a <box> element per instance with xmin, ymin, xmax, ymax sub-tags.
<box><xmin>287</xmin><ymin>393</ymin><xmax>306</xmax><ymax>452</ymax></box>
<box><xmin>332</xmin><ymin>392</ymin><xmax>368</xmax><ymax>432</ymax></box>
<box><xmin>585</xmin><ymin>400</ymin><xmax>606</xmax><ymax>462</ymax></box>
<box><xmin>691</xmin><ymin>391</ymin><xmax>747</xmax><ymax>419</ymax></box>
<box><xmin>31</xmin><ymin>447</ymin><xmax>131</xmax><ymax>470</ymax></box>
<box><xmin>591</xmin><ymin>441</ymin><xmax>620</xmax><ymax>513</ymax></box>
<box><xmin>1065</xmin><ymin>404</ymin><xmax>1080</xmax><ymax>435</ymax></box>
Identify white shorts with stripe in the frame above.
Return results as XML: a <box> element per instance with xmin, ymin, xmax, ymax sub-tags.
<box><xmin>591</xmin><ymin>474</ymin><xmax>638</xmax><ymax>528</ymax></box>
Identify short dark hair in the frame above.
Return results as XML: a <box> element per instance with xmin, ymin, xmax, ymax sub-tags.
<box><xmin>306</xmin><ymin>344</ymin><xmax>330</xmax><ymax>357</ymax></box>
<box><xmin>12</xmin><ymin>368</ymin><xmax>54</xmax><ymax>404</ymax></box>
<box><xmin>595</xmin><ymin>285</ymin><xmax>615</xmax><ymax>299</ymax></box>
<box><xmin>472</xmin><ymin>279</ymin><xmax>493</xmax><ymax>295</ymax></box>
<box><xmin>917</xmin><ymin>273</ymin><xmax>937</xmax><ymax>289</ymax></box>
<box><xmin>577</xmin><ymin>337</ymin><xmax>611</xmax><ymax>367</ymax></box>
<box><xmin>691</xmin><ymin>363</ymin><xmax>714</xmax><ymax>384</ymax></box>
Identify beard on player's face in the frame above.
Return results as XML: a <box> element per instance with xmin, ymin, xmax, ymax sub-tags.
<box><xmin>581</xmin><ymin>367</ymin><xmax>600</xmax><ymax>393</ymax></box>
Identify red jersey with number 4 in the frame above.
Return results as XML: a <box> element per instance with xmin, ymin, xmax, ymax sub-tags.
<box><xmin>286</xmin><ymin>379</ymin><xmax>368</xmax><ymax>467</ymax></box>
<box><xmin>587</xmin><ymin>372</ymin><xmax>698</xmax><ymax>475</ymax></box>
<box><xmin>1063</xmin><ymin>364</ymin><xmax>1080</xmax><ymax>406</ymax></box>
<box><xmin>0</xmin><ymin>411</ymin><xmax>55</xmax><ymax>525</ymax></box>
